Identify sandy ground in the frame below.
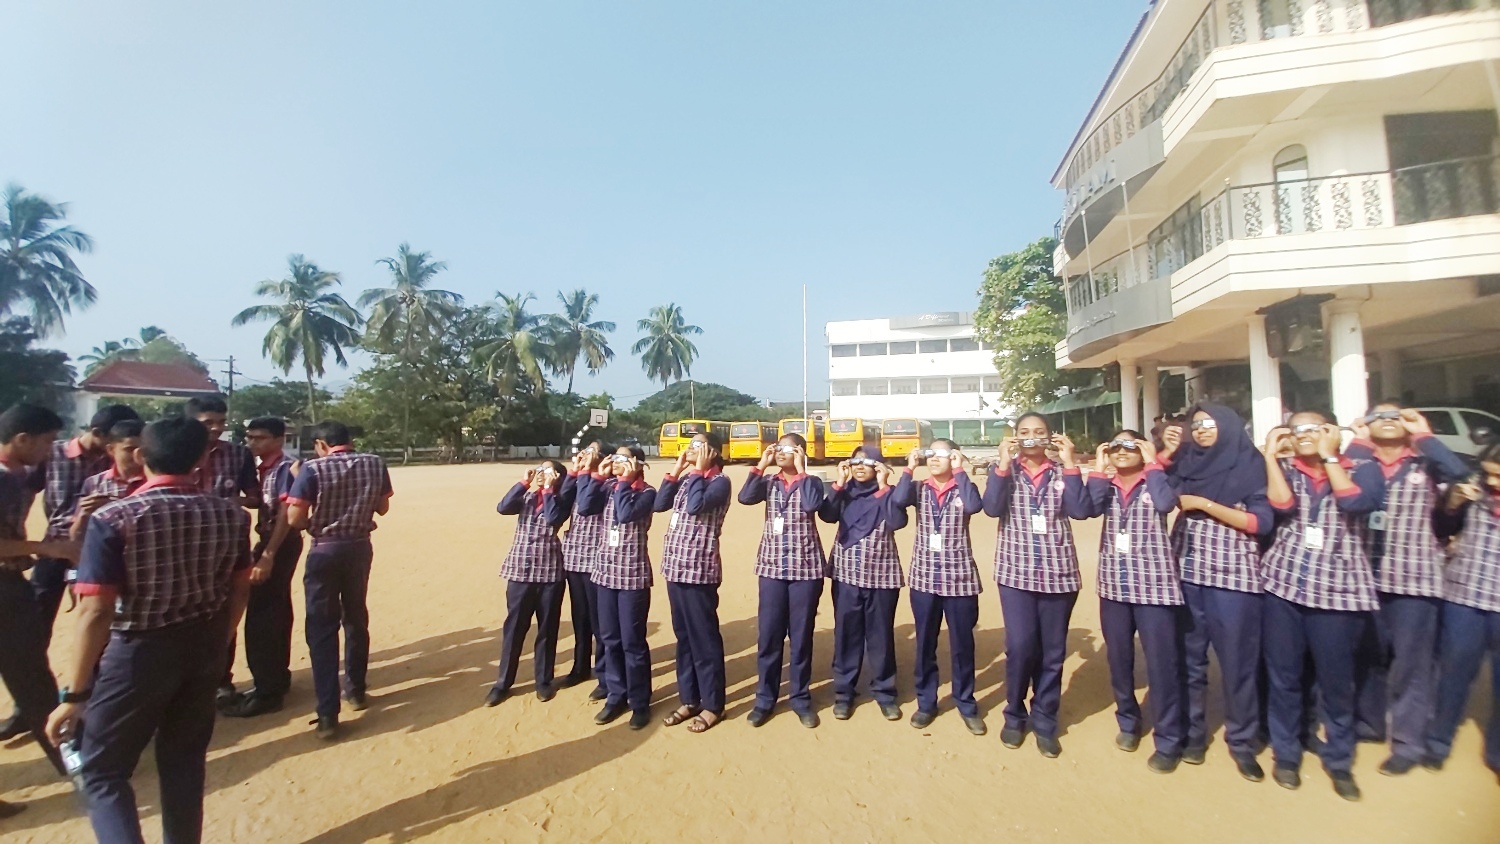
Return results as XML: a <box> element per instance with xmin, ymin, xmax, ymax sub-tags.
<box><xmin>2</xmin><ymin>463</ymin><xmax>1497</xmax><ymax>843</ymax></box>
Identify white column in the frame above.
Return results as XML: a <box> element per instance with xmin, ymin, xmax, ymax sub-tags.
<box><xmin>1377</xmin><ymin>349</ymin><xmax>1402</xmax><ymax>401</ymax></box>
<box><xmin>1140</xmin><ymin>361</ymin><xmax>1161</xmax><ymax>430</ymax></box>
<box><xmin>1323</xmin><ymin>299</ymin><xmax>1369</xmax><ymax>426</ymax></box>
<box><xmin>1119</xmin><ymin>359</ymin><xmax>1141</xmax><ymax>431</ymax></box>
<box><xmin>1247</xmin><ymin>315</ymin><xmax>1284</xmax><ymax>443</ymax></box>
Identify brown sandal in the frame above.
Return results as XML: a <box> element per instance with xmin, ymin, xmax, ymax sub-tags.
<box><xmin>662</xmin><ymin>706</ymin><xmax>697</xmax><ymax>727</ymax></box>
<box><xmin>687</xmin><ymin>712</ymin><xmax>721</xmax><ymax>733</ymax></box>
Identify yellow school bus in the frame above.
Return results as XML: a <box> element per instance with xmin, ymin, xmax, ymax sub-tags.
<box><xmin>728</xmin><ymin>421</ymin><xmax>777</xmax><ymax>462</ymax></box>
<box><xmin>826</xmin><ymin>418</ymin><xmax>881</xmax><ymax>459</ymax></box>
<box><xmin>657</xmin><ymin>422</ymin><xmax>682</xmax><ymax>459</ymax></box>
<box><xmin>881</xmin><ymin>418</ymin><xmax>933</xmax><ymax>462</ymax></box>
<box><xmin>777</xmin><ymin>418</ymin><xmax>827</xmax><ymax>461</ymax></box>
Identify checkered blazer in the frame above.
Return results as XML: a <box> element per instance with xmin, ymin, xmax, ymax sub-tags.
<box><xmin>42</xmin><ymin>439</ymin><xmax>111</xmax><ymax>539</ymax></box>
<box><xmin>659</xmin><ymin>471</ymin><xmax>732</xmax><ymax>586</ymax></box>
<box><xmin>1443</xmin><ymin>495</ymin><xmax>1500</xmax><ymax>613</ymax></box>
<box><xmin>987</xmin><ymin>462</ymin><xmax>1083</xmax><ymax>594</ymax></box>
<box><xmin>1261</xmin><ymin>461</ymin><xmax>1381</xmax><ymax>612</ymax></box>
<box><xmin>498</xmin><ymin>482</ymin><xmax>566</xmax><ymax>583</ymax></box>
<box><xmin>1086</xmin><ymin>472</ymin><xmax>1182</xmax><ymax>606</ymax></box>
<box><xmin>591</xmin><ymin>480</ymin><xmax>655</xmax><ymax>590</ymax></box>
<box><xmin>741</xmin><ymin>472</ymin><xmax>827</xmax><ymax>582</ymax></box>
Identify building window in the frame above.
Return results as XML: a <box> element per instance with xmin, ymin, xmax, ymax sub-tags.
<box><xmin>919</xmin><ymin>378</ymin><xmax>948</xmax><ymax>394</ymax></box>
<box><xmin>1147</xmin><ymin>196</ymin><xmax>1203</xmax><ymax>281</ymax></box>
<box><xmin>949</xmin><ymin>337</ymin><xmax>980</xmax><ymax>352</ymax></box>
<box><xmin>858</xmin><ymin>343</ymin><xmax>888</xmax><ymax>356</ymax></box>
<box><xmin>831</xmin><ymin>344</ymin><xmax>856</xmax><ymax>358</ymax></box>
<box><xmin>831</xmin><ymin>380</ymin><xmax>858</xmax><ymax>397</ymax></box>
<box><xmin>1273</xmin><ymin>145</ymin><xmax>1311</xmax><ymax>235</ymax></box>
<box><xmin>889</xmin><ymin>341</ymin><xmax>917</xmax><ymax>355</ymax></box>
<box><xmin>951</xmin><ymin>420</ymin><xmax>982</xmax><ymax>445</ymax></box>
<box><xmin>983</xmin><ymin>376</ymin><xmax>1003</xmax><ymax>392</ymax></box>
<box><xmin>860</xmin><ymin>380</ymin><xmax>889</xmax><ymax>396</ymax></box>
<box><xmin>919</xmin><ymin>339</ymin><xmax>948</xmax><ymax>354</ymax></box>
<box><xmin>890</xmin><ymin>379</ymin><xmax>918</xmax><ymax>395</ymax></box>
<box><xmin>950</xmin><ymin>377</ymin><xmax>980</xmax><ymax>393</ymax></box>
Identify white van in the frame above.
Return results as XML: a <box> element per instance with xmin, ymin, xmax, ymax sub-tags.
<box><xmin>1413</xmin><ymin>407</ymin><xmax>1500</xmax><ymax>458</ymax></box>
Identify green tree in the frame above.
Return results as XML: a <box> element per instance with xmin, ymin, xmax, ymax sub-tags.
<box><xmin>232</xmin><ymin>255</ymin><xmax>363</xmax><ymax>421</ymax></box>
<box><xmin>477</xmin><ymin>293</ymin><xmax>552</xmax><ymax>422</ymax></box>
<box><xmin>0</xmin><ymin>183</ymin><xmax>96</xmax><ymax>337</ymax></box>
<box><xmin>234</xmin><ymin>378</ymin><xmax>334</xmax><ymax>426</ymax></box>
<box><xmin>973</xmin><ymin>236</ymin><xmax>1095</xmax><ymax>410</ymax></box>
<box><xmin>136</xmin><ymin>333</ymin><xmax>210</xmax><ymax>373</ymax></box>
<box><xmin>78</xmin><ymin>340</ymin><xmax>138</xmax><ymax>376</ymax></box>
<box><xmin>545</xmin><ymin>289</ymin><xmax>615</xmax><ymax>441</ymax></box>
<box><xmin>632</xmin><ymin>303</ymin><xmax>702</xmax><ymax>390</ymax></box>
<box><xmin>0</xmin><ymin>318</ymin><xmax>75</xmax><ymax>411</ymax></box>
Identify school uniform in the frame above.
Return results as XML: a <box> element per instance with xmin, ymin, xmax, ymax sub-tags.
<box><xmin>657</xmin><ymin>467</ymin><xmax>732</xmax><ymax>714</ymax></box>
<box><xmin>0</xmin><ymin>460</ymin><xmax>63</xmax><ymax>773</ymax></box>
<box><xmin>983</xmin><ymin>459</ymin><xmax>1088</xmax><ymax>740</ymax></box>
<box><xmin>1261</xmin><ymin>457</ymin><xmax>1385</xmax><ymax>775</ymax></box>
<box><xmin>493</xmin><ymin>481</ymin><xmax>573</xmax><ymax>693</ymax></box>
<box><xmin>73</xmin><ymin>475</ymin><xmax>252</xmax><ymax>844</ymax></box>
<box><xmin>198</xmin><ymin>439</ymin><xmax>261</xmax><ymax>506</ymax></box>
<box><xmin>893</xmin><ymin>470</ymin><xmax>983</xmax><ymax>718</ymax></box>
<box><xmin>78</xmin><ymin>467</ymin><xmax>146</xmax><ymax>503</ymax></box>
<box><xmin>1344</xmin><ymin>434</ymin><xmax>1468</xmax><ymax>760</ymax></box>
<box><xmin>1082</xmin><ymin>464</ymin><xmax>1187</xmax><ymax>757</ymax></box>
<box><xmin>561</xmin><ymin>471</ymin><xmax>609</xmax><ymax>683</ymax></box>
<box><xmin>739</xmin><ymin>469</ymin><xmax>827</xmax><ymax>715</ymax></box>
<box><xmin>285</xmin><ymin>447</ymin><xmax>393</xmax><ymax>720</ymax></box>
<box><xmin>591</xmin><ymin>478</ymin><xmax>657</xmax><ymax>714</ymax></box>
<box><xmin>239</xmin><ymin>451</ymin><xmax>303</xmax><ymax>701</ymax></box>
<box><xmin>34</xmin><ymin>437</ymin><xmax>112</xmax><ymax>634</ymax></box>
<box><xmin>1426</xmin><ymin>492</ymin><xmax>1500</xmax><ymax>775</ymax></box>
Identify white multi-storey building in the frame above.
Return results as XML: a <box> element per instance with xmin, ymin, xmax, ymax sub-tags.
<box><xmin>1054</xmin><ymin>0</ymin><xmax>1500</xmax><ymax>440</ymax></box>
<box><xmin>826</xmin><ymin>313</ymin><xmax>1011</xmax><ymax>445</ymax></box>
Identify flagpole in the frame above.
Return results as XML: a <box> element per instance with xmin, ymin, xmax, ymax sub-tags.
<box><xmin>802</xmin><ymin>284</ymin><xmax>809</xmax><ymax>423</ymax></box>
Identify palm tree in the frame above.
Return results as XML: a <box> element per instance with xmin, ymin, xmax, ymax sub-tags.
<box><xmin>477</xmin><ymin>292</ymin><xmax>552</xmax><ymax>406</ymax></box>
<box><xmin>632</xmin><ymin>303</ymin><xmax>702</xmax><ymax>390</ymax></box>
<box><xmin>78</xmin><ymin>340</ymin><xmax>139</xmax><ymax>377</ymax></box>
<box><xmin>359</xmin><ymin>243</ymin><xmax>462</xmax><ymax>459</ymax></box>
<box><xmin>0</xmin><ymin>183</ymin><xmax>97</xmax><ymax>336</ymax></box>
<box><xmin>546</xmin><ymin>289</ymin><xmax>616</xmax><ymax>443</ymax></box>
<box><xmin>232</xmin><ymin>255</ymin><xmax>364</xmax><ymax>421</ymax></box>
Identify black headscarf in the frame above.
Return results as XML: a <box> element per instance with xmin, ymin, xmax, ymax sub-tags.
<box><xmin>836</xmin><ymin>477</ymin><xmax>885</xmax><ymax>548</ymax></box>
<box><xmin>1170</xmin><ymin>402</ymin><xmax>1267</xmax><ymax>506</ymax></box>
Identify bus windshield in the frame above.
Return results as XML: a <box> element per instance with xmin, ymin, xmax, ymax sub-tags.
<box><xmin>662</xmin><ymin>424</ymin><xmax>679</xmax><ymax>437</ymax></box>
<box><xmin>782</xmin><ymin>421</ymin><xmax>808</xmax><ymax>434</ymax></box>
<box><xmin>829</xmin><ymin>420</ymin><xmax>858</xmax><ymax>434</ymax></box>
<box><xmin>731</xmin><ymin>423</ymin><xmax>760</xmax><ymax>438</ymax></box>
<box><xmin>883</xmin><ymin>419</ymin><xmax>918</xmax><ymax>435</ymax></box>
<box><xmin>680</xmin><ymin>422</ymin><xmax>707</xmax><ymax>436</ymax></box>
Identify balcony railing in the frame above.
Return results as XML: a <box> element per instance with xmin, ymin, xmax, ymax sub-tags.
<box><xmin>1392</xmin><ymin>154</ymin><xmax>1500</xmax><ymax>223</ymax></box>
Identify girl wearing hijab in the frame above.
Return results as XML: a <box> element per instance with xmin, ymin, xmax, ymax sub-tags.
<box><xmin>1162</xmin><ymin>402</ymin><xmax>1273</xmax><ymax>782</ymax></box>
<box><xmin>819</xmin><ymin>445</ymin><xmax>907</xmax><ymax>723</ymax></box>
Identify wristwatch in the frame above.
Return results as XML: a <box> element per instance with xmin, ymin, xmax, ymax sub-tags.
<box><xmin>1322</xmin><ymin>456</ymin><xmax>1341</xmax><ymax>465</ymax></box>
<box><xmin>59</xmin><ymin>686</ymin><xmax>92</xmax><ymax>704</ymax></box>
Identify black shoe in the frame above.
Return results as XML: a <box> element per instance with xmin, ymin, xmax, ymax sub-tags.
<box><xmin>1182</xmin><ymin>745</ymin><xmax>1207</xmax><ymax>765</ymax></box>
<box><xmin>562</xmin><ymin>670</ymin><xmax>591</xmax><ymax>688</ymax></box>
<box><xmin>1148</xmin><ymin>752</ymin><xmax>1181</xmax><ymax>774</ymax></box>
<box><xmin>962</xmin><ymin>715</ymin><xmax>987</xmax><ymax>736</ymax></box>
<box><xmin>1330</xmin><ymin>771</ymin><xmax>1361</xmax><ymax>801</ymax></box>
<box><xmin>0</xmin><ymin>714</ymin><xmax>26</xmax><ymax>742</ymax></box>
<box><xmin>1272</xmin><ymin>763</ymin><xmax>1300</xmax><ymax>790</ymax></box>
<box><xmin>536</xmin><ymin>685</ymin><xmax>556</xmax><ymax>703</ymax></box>
<box><xmin>1115</xmin><ymin>731</ymin><xmax>1141</xmax><ymax>752</ymax></box>
<box><xmin>223</xmin><ymin>692</ymin><xmax>284</xmax><ymax>718</ymax></box>
<box><xmin>747</xmin><ymin>707</ymin><xmax>772</xmax><ymax>728</ymax></box>
<box><xmin>797</xmin><ymin>710</ymin><xmax>820</xmax><ymax>729</ymax></box>
<box><xmin>832</xmin><ymin>701</ymin><xmax>853</xmax><ymax>721</ymax></box>
<box><xmin>313</xmin><ymin>716</ymin><xmax>338</xmax><ymax>741</ymax></box>
<box><xmin>1379</xmin><ymin>755</ymin><xmax>1418</xmax><ymax>777</ymax></box>
<box><xmin>1000</xmin><ymin>727</ymin><xmax>1026</xmax><ymax>749</ymax></box>
<box><xmin>1037</xmin><ymin>735</ymin><xmax>1062</xmax><ymax>758</ymax></box>
<box><xmin>216</xmin><ymin>684</ymin><xmax>238</xmax><ymax>705</ymax></box>
<box><xmin>910</xmin><ymin>710</ymin><xmax>937</xmax><ymax>730</ymax></box>
<box><xmin>484</xmin><ymin>687</ymin><xmax>508</xmax><ymax>708</ymax></box>
<box><xmin>1421</xmin><ymin>754</ymin><xmax>1445</xmax><ymax>772</ymax></box>
<box><xmin>589</xmin><ymin>685</ymin><xmax>609</xmax><ymax>702</ymax></box>
<box><xmin>594</xmin><ymin>702</ymin><xmax>627</xmax><ymax>725</ymax></box>
<box><xmin>1303</xmin><ymin>734</ymin><xmax>1326</xmax><ymax>755</ymax></box>
<box><xmin>343</xmin><ymin>691</ymin><xmax>368</xmax><ymax>712</ymax></box>
<box><xmin>629</xmin><ymin>709</ymin><xmax>651</xmax><ymax>731</ymax></box>
<box><xmin>1233</xmin><ymin>753</ymin><xmax>1265</xmax><ymax>783</ymax></box>
<box><xmin>879</xmin><ymin>702</ymin><xmax>902</xmax><ymax>721</ymax></box>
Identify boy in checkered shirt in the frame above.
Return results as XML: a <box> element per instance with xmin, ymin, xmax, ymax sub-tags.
<box><xmin>67</xmin><ymin>419</ymin><xmax>146</xmax><ymax>540</ymax></box>
<box><xmin>589</xmin><ymin>445</ymin><xmax>657</xmax><ymax>731</ymax></box>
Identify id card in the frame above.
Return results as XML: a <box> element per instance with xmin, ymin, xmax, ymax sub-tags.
<box><xmin>1114</xmin><ymin>533</ymin><xmax>1131</xmax><ymax>555</ymax></box>
<box><xmin>1030</xmin><ymin>514</ymin><xmax>1048</xmax><ymax>535</ymax></box>
<box><xmin>929</xmin><ymin>532</ymin><xmax>943</xmax><ymax>552</ymax></box>
<box><xmin>670</xmin><ymin>512</ymin><xmax>680</xmax><ymax>530</ymax></box>
<box><xmin>608</xmin><ymin>528</ymin><xmax>621</xmax><ymax>548</ymax></box>
<box><xmin>1304</xmin><ymin>526</ymin><xmax>1325</xmax><ymax>550</ymax></box>
<box><xmin>773</xmin><ymin>516</ymin><xmax>786</xmax><ymax>535</ymax></box>
<box><xmin>1368</xmin><ymin>511</ymin><xmax>1388</xmax><ymax>532</ymax></box>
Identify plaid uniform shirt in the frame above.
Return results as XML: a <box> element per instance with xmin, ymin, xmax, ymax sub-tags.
<box><xmin>42</xmin><ymin>438</ymin><xmax>111</xmax><ymax>539</ymax></box>
<box><xmin>1172</xmin><ymin>515</ymin><xmax>1264</xmax><ymax>593</ymax></box>
<box><xmin>80</xmin><ymin>468</ymin><xmax>145</xmax><ymax>503</ymax></box>
<box><xmin>1090</xmin><ymin>474</ymin><xmax>1182</xmax><ymax>606</ymax></box>
<box><xmin>0</xmin><ymin>462</ymin><xmax>36</xmax><ymax>566</ymax></box>
<box><xmin>660</xmin><ymin>472</ymin><xmax>731</xmax><ymax>586</ymax></box>
<box><xmin>254</xmin><ymin>453</ymin><xmax>296</xmax><ymax>541</ymax></box>
<box><xmin>591</xmin><ymin>480</ymin><xmax>655</xmax><ymax>590</ymax></box>
<box><xmin>198</xmin><ymin>440</ymin><xmax>260</xmax><ymax>504</ymax></box>
<box><xmin>905</xmin><ymin>478</ymin><xmax>983</xmax><ymax>596</ymax></box>
<box><xmin>1443</xmin><ymin>496</ymin><xmax>1500</xmax><ymax>613</ymax></box>
<box><xmin>1261</xmin><ymin>463</ymin><xmax>1380</xmax><ymax>612</ymax></box>
<box><xmin>287</xmin><ymin>450</ymin><xmax>393</xmax><ymax>542</ymax></box>
<box><xmin>75</xmin><ymin>480</ymin><xmax>252</xmax><ymax>631</ymax></box>
<box><xmin>991</xmin><ymin>462</ymin><xmax>1082</xmax><ymax>594</ymax></box>
<box><xmin>561</xmin><ymin>473</ymin><xmax>606</xmax><ymax>574</ymax></box>
<box><xmin>1364</xmin><ymin>459</ymin><xmax>1446</xmax><ymax>597</ymax></box>
<box><xmin>499</xmin><ymin>484</ymin><xmax>566</xmax><ymax>583</ymax></box>
<box><xmin>749</xmin><ymin>475</ymin><xmax>828</xmax><ymax>582</ymax></box>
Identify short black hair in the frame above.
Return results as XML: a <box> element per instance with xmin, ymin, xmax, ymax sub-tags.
<box><xmin>185</xmin><ymin>395</ymin><xmax>228</xmax><ymax>417</ymax></box>
<box><xmin>1014</xmin><ymin>410</ymin><xmax>1049</xmax><ymax>432</ymax></box>
<box><xmin>1290</xmin><ymin>408</ymin><xmax>1330</xmax><ymax>423</ymax></box>
<box><xmin>618</xmin><ymin>444</ymin><xmax>647</xmax><ymax>462</ymax></box>
<box><xmin>142</xmin><ymin>417</ymin><xmax>209</xmax><ymax>475</ymax></box>
<box><xmin>89</xmin><ymin>404</ymin><xmax>140</xmax><ymax>434</ymax></box>
<box><xmin>0</xmin><ymin>404</ymin><xmax>65</xmax><ymax>443</ymax></box>
<box><xmin>779</xmin><ymin>432</ymin><xmax>807</xmax><ymax>449</ymax></box>
<box><xmin>248</xmin><ymin>417</ymin><xmax>287</xmax><ymax>438</ymax></box>
<box><xmin>108</xmin><ymin>419</ymin><xmax>145</xmax><ymax>440</ymax></box>
<box><xmin>703</xmin><ymin>431</ymin><xmax>726</xmax><ymax>452</ymax></box>
<box><xmin>311</xmin><ymin>420</ymin><xmax>352</xmax><ymax>447</ymax></box>
<box><xmin>930</xmin><ymin>438</ymin><xmax>958</xmax><ymax>451</ymax></box>
<box><xmin>1109</xmin><ymin>428</ymin><xmax>1144</xmax><ymax>441</ymax></box>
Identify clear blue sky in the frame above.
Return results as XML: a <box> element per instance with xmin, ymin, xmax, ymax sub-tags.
<box><xmin>3</xmin><ymin>1</ymin><xmax>1144</xmax><ymax>406</ymax></box>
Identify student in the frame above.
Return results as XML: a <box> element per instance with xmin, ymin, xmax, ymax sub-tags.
<box><xmin>590</xmin><ymin>445</ymin><xmax>656</xmax><ymax>730</ymax></box>
<box><xmin>285</xmin><ymin>420</ymin><xmax>393</xmax><ymax>740</ymax></box>
<box><xmin>0</xmin><ymin>405</ymin><xmax>75</xmax><ymax>776</ymax></box>
<box><xmin>657</xmin><ymin>432</ymin><xmax>732</xmax><ymax>733</ymax></box>
<box><xmin>45</xmin><ymin>416</ymin><xmax>252</xmax><ymax>844</ymax></box>
<box><xmin>1425</xmin><ymin>442</ymin><xmax>1500</xmax><ymax>781</ymax></box>
<box><xmin>893</xmin><ymin>440</ymin><xmax>985</xmax><ymax>733</ymax></box>
<box><xmin>560</xmin><ymin>443</ymin><xmax>608</xmax><ymax>698</ymax></box>
<box><xmin>222</xmin><ymin>417</ymin><xmax>306</xmax><ymax>718</ymax></box>
<box><xmin>1260</xmin><ymin>412</ymin><xmax>1385</xmax><ymax>801</ymax></box>
<box><xmin>983</xmin><ymin>412</ymin><xmax>1088</xmax><ymax>757</ymax></box>
<box><xmin>1160</xmin><ymin>402</ymin><xmax>1273</xmax><ymax>781</ymax></box>
<box><xmin>1344</xmin><ymin>403</ymin><xmax>1469</xmax><ymax>775</ymax></box>
<box><xmin>740</xmin><ymin>433</ymin><xmax>827</xmax><ymax>729</ymax></box>
<box><xmin>185</xmin><ymin>395</ymin><xmax>260</xmax><ymax>510</ymax></box>
<box><xmin>68</xmin><ymin>419</ymin><xmax>148</xmax><ymax>539</ymax></box>
<box><xmin>486</xmin><ymin>460</ymin><xmax>572</xmax><ymax>706</ymax></box>
<box><xmin>1081</xmin><ymin>430</ymin><xmax>1186</xmax><ymax>773</ymax></box>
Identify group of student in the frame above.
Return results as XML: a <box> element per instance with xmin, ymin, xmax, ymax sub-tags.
<box><xmin>491</xmin><ymin>402</ymin><xmax>1500</xmax><ymax>803</ymax></box>
<box><xmin>0</xmin><ymin>398</ymin><xmax>392</xmax><ymax>842</ymax></box>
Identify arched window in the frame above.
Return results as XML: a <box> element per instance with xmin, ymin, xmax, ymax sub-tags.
<box><xmin>1273</xmin><ymin>145</ymin><xmax>1310</xmax><ymax>234</ymax></box>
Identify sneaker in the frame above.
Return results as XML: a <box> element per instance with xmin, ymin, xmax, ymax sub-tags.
<box><xmin>879</xmin><ymin>702</ymin><xmax>902</xmax><ymax>721</ymax></box>
<box><xmin>832</xmin><ymin>701</ymin><xmax>853</xmax><ymax>721</ymax></box>
<box><xmin>1272</xmin><ymin>763</ymin><xmax>1301</xmax><ymax>790</ymax></box>
<box><xmin>1000</xmin><ymin>727</ymin><xmax>1026</xmax><ymax>749</ymax></box>
<box><xmin>747</xmin><ymin>707</ymin><xmax>772</xmax><ymax>728</ymax></box>
<box><xmin>797</xmin><ymin>710</ymin><xmax>820</xmax><ymax>729</ymax></box>
<box><xmin>594</xmin><ymin>702</ymin><xmax>627</xmax><ymax>725</ymax></box>
<box><xmin>1036</xmin><ymin>735</ymin><xmax>1062</xmax><ymax>758</ymax></box>
<box><xmin>343</xmin><ymin>691</ymin><xmax>368</xmax><ymax>712</ymax></box>
<box><xmin>1181</xmin><ymin>745</ymin><xmax>1207</xmax><ymax>766</ymax></box>
<box><xmin>1147</xmin><ymin>752</ymin><xmax>1181</xmax><ymax>774</ymax></box>
<box><xmin>222</xmin><ymin>691</ymin><xmax>284</xmax><ymax>718</ymax></box>
<box><xmin>910</xmin><ymin>710</ymin><xmax>937</xmax><ymax>730</ymax></box>
<box><xmin>536</xmin><ymin>685</ymin><xmax>556</xmax><ymax>703</ymax></box>
<box><xmin>1330</xmin><ymin>771</ymin><xmax>1361</xmax><ymax>802</ymax></box>
<box><xmin>1233</xmin><ymin>753</ymin><xmax>1266</xmax><ymax>783</ymax></box>
<box><xmin>484</xmin><ymin>687</ymin><xmax>508</xmax><ymax>708</ymax></box>
<box><xmin>1421</xmin><ymin>754</ymin><xmax>1445</xmax><ymax>772</ymax></box>
<box><xmin>313</xmin><ymin>716</ymin><xmax>338</xmax><ymax>741</ymax></box>
<box><xmin>1115</xmin><ymin>731</ymin><xmax>1141</xmax><ymax>752</ymax></box>
<box><xmin>628</xmin><ymin>709</ymin><xmax>651</xmax><ymax>731</ymax></box>
<box><xmin>1378</xmin><ymin>755</ymin><xmax>1418</xmax><ymax>777</ymax></box>
<box><xmin>589</xmin><ymin>685</ymin><xmax>609</xmax><ymax>702</ymax></box>
<box><xmin>216</xmin><ymin>684</ymin><xmax>238</xmax><ymax>705</ymax></box>
<box><xmin>962</xmin><ymin>715</ymin><xmax>987</xmax><ymax>736</ymax></box>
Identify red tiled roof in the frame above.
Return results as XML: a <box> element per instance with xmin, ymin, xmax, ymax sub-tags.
<box><xmin>79</xmin><ymin>360</ymin><xmax>220</xmax><ymax>395</ymax></box>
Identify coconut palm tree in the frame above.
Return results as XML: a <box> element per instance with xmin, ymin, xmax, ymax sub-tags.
<box><xmin>632</xmin><ymin>303</ymin><xmax>702</xmax><ymax>390</ymax></box>
<box><xmin>477</xmin><ymin>292</ymin><xmax>552</xmax><ymax>409</ymax></box>
<box><xmin>0</xmin><ymin>183</ymin><xmax>97</xmax><ymax>336</ymax></box>
<box><xmin>232</xmin><ymin>255</ymin><xmax>364</xmax><ymax>421</ymax></box>
<box><xmin>359</xmin><ymin>243</ymin><xmax>462</xmax><ymax>459</ymax></box>
<box><xmin>78</xmin><ymin>340</ymin><xmax>139</xmax><ymax>377</ymax></box>
<box><xmin>546</xmin><ymin>289</ymin><xmax>616</xmax><ymax>442</ymax></box>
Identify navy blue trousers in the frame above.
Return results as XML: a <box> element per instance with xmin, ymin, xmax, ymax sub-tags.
<box><xmin>81</xmin><ymin>616</ymin><xmax>227</xmax><ymax>844</ymax></box>
<box><xmin>1100</xmin><ymin>598</ymin><xmax>1187</xmax><ymax>755</ymax></box>
<box><xmin>1354</xmin><ymin>592</ymin><xmax>1441</xmax><ymax>761</ymax></box>
<box><xmin>910</xmin><ymin>589</ymin><xmax>978</xmax><ymax>717</ymax></box>
<box><xmin>29</xmin><ymin>556</ymin><xmax>70</xmax><ymax>645</ymax></box>
<box><xmin>667</xmin><ymin>581</ymin><xmax>726</xmax><ymax>713</ymax></box>
<box><xmin>0</xmin><ymin>572</ymin><xmax>61</xmax><ymax>772</ymax></box>
<box><xmin>832</xmin><ymin>580</ymin><xmax>900</xmax><ymax>706</ymax></box>
<box><xmin>755</xmin><ymin>577</ymin><xmax>823</xmax><ymax>713</ymax></box>
<box><xmin>564</xmin><ymin>570</ymin><xmax>605</xmax><ymax>679</ymax></box>
<box><xmin>242</xmin><ymin>534</ymin><xmax>303</xmax><ymax>698</ymax></box>
<box><xmin>998</xmin><ymin>585</ymin><xmax>1077</xmax><ymax>737</ymax></box>
<box><xmin>304</xmin><ymin>539</ymin><xmax>373</xmax><ymax>719</ymax></box>
<box><xmin>1263</xmin><ymin>594</ymin><xmax>1366</xmax><ymax>773</ymax></box>
<box><xmin>495</xmin><ymin>580</ymin><xmax>565</xmax><ymax>691</ymax></box>
<box><xmin>1182</xmin><ymin>583</ymin><xmax>1262</xmax><ymax>756</ymax></box>
<box><xmin>1426</xmin><ymin>601</ymin><xmax>1500</xmax><ymax>773</ymax></box>
<box><xmin>596</xmin><ymin>585</ymin><xmax>652</xmax><ymax>712</ymax></box>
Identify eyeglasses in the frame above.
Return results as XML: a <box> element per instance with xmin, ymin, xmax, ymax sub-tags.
<box><xmin>1365</xmin><ymin>410</ymin><xmax>1402</xmax><ymax>422</ymax></box>
<box><xmin>1107</xmin><ymin>440</ymin><xmax>1140</xmax><ymax>451</ymax></box>
<box><xmin>1190</xmin><ymin>418</ymin><xmax>1218</xmax><ymax>432</ymax></box>
<box><xmin>1292</xmin><ymin>423</ymin><xmax>1323</xmax><ymax>435</ymax></box>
